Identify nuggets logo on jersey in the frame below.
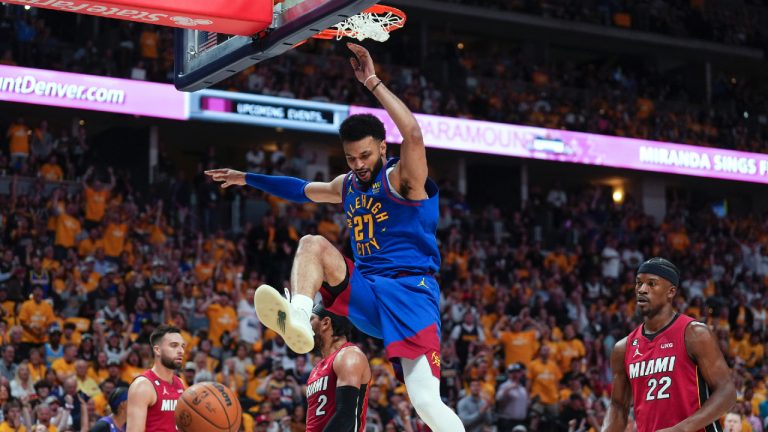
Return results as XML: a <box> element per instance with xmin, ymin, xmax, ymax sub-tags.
<box><xmin>342</xmin><ymin>158</ymin><xmax>440</xmax><ymax>276</ymax></box>
<box><xmin>345</xmin><ymin>194</ymin><xmax>389</xmax><ymax>256</ymax></box>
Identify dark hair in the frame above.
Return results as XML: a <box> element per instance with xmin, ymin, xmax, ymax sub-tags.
<box><xmin>312</xmin><ymin>303</ymin><xmax>353</xmax><ymax>340</ymax></box>
<box><xmin>149</xmin><ymin>324</ymin><xmax>181</xmax><ymax>347</ymax></box>
<box><xmin>339</xmin><ymin>114</ymin><xmax>385</xmax><ymax>143</ymax></box>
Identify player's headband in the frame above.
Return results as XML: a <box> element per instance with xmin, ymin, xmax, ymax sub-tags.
<box><xmin>109</xmin><ymin>387</ymin><xmax>128</xmax><ymax>412</ymax></box>
<box><xmin>637</xmin><ymin>258</ymin><xmax>680</xmax><ymax>287</ymax></box>
<box><xmin>312</xmin><ymin>303</ymin><xmax>353</xmax><ymax>332</ymax></box>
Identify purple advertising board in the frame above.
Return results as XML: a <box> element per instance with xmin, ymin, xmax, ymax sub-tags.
<box><xmin>0</xmin><ymin>65</ymin><xmax>188</xmax><ymax>120</ymax></box>
<box><xmin>350</xmin><ymin>106</ymin><xmax>768</xmax><ymax>185</ymax></box>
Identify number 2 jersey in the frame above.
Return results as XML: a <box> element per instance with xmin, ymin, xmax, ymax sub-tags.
<box><xmin>306</xmin><ymin>342</ymin><xmax>369</xmax><ymax>432</ymax></box>
<box><xmin>343</xmin><ymin>157</ymin><xmax>440</xmax><ymax>277</ymax></box>
<box><xmin>624</xmin><ymin>313</ymin><xmax>723</xmax><ymax>432</ymax></box>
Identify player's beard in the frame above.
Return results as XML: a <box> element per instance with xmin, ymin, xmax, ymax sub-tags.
<box><xmin>312</xmin><ymin>333</ymin><xmax>323</xmax><ymax>357</ymax></box>
<box><xmin>638</xmin><ymin>302</ymin><xmax>663</xmax><ymax>320</ymax></box>
<box><xmin>355</xmin><ymin>157</ymin><xmax>384</xmax><ymax>188</ymax></box>
<box><xmin>160</xmin><ymin>353</ymin><xmax>182</xmax><ymax>371</ymax></box>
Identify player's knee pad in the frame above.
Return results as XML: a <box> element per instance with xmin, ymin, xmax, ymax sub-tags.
<box><xmin>409</xmin><ymin>390</ymin><xmax>440</xmax><ymax>416</ymax></box>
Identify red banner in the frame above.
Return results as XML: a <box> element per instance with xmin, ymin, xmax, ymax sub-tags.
<box><xmin>8</xmin><ymin>0</ymin><xmax>273</xmax><ymax>35</ymax></box>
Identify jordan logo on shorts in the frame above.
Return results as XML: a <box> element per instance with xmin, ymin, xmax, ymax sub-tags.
<box><xmin>417</xmin><ymin>277</ymin><xmax>428</xmax><ymax>288</ymax></box>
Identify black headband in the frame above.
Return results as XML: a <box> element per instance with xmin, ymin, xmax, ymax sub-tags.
<box><xmin>637</xmin><ymin>259</ymin><xmax>680</xmax><ymax>287</ymax></box>
<box><xmin>312</xmin><ymin>303</ymin><xmax>351</xmax><ymax>325</ymax></box>
<box><xmin>312</xmin><ymin>303</ymin><xmax>353</xmax><ymax>337</ymax></box>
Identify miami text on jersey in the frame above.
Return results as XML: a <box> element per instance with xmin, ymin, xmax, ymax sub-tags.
<box><xmin>306</xmin><ymin>376</ymin><xmax>329</xmax><ymax>398</ymax></box>
<box><xmin>629</xmin><ymin>356</ymin><xmax>676</xmax><ymax>379</ymax></box>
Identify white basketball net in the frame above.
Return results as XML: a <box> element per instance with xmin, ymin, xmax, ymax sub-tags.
<box><xmin>331</xmin><ymin>10</ymin><xmax>404</xmax><ymax>42</ymax></box>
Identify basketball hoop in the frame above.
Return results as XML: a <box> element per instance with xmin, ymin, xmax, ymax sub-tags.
<box><xmin>311</xmin><ymin>5</ymin><xmax>406</xmax><ymax>42</ymax></box>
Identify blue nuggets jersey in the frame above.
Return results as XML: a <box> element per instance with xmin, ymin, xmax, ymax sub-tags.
<box><xmin>343</xmin><ymin>158</ymin><xmax>440</xmax><ymax>277</ymax></box>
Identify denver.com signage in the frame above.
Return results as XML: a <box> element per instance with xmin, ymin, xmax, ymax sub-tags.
<box><xmin>0</xmin><ymin>65</ymin><xmax>188</xmax><ymax>120</ymax></box>
<box><xmin>5</xmin><ymin>0</ymin><xmax>272</xmax><ymax>35</ymax></box>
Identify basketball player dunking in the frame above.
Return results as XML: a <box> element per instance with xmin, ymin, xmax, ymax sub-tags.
<box><xmin>206</xmin><ymin>43</ymin><xmax>464</xmax><ymax>431</ymax></box>
<box><xmin>127</xmin><ymin>325</ymin><xmax>187</xmax><ymax>432</ymax></box>
<box><xmin>306</xmin><ymin>303</ymin><xmax>371</xmax><ymax>432</ymax></box>
<box><xmin>602</xmin><ymin>258</ymin><xmax>736</xmax><ymax>432</ymax></box>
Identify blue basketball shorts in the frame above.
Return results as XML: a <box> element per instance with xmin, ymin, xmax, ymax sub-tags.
<box><xmin>320</xmin><ymin>257</ymin><xmax>442</xmax><ymax>378</ymax></box>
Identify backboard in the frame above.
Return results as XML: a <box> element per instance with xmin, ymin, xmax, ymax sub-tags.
<box><xmin>174</xmin><ymin>0</ymin><xmax>379</xmax><ymax>92</ymax></box>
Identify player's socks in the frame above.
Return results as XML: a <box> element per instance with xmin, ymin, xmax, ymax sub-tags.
<box><xmin>290</xmin><ymin>293</ymin><xmax>314</xmax><ymax>323</ymax></box>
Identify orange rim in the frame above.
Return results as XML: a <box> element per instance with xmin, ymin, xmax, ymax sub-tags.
<box><xmin>311</xmin><ymin>4</ymin><xmax>406</xmax><ymax>40</ymax></box>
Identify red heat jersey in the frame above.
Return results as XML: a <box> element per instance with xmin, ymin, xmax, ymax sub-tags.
<box><xmin>136</xmin><ymin>369</ymin><xmax>186</xmax><ymax>432</ymax></box>
<box><xmin>625</xmin><ymin>314</ymin><xmax>722</xmax><ymax>432</ymax></box>
<box><xmin>306</xmin><ymin>342</ymin><xmax>369</xmax><ymax>432</ymax></box>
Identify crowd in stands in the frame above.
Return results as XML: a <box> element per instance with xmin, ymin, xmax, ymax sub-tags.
<box><xmin>438</xmin><ymin>0</ymin><xmax>768</xmax><ymax>50</ymax></box>
<box><xmin>1</xmin><ymin>113</ymin><xmax>767</xmax><ymax>432</ymax></box>
<box><xmin>1</xmin><ymin>4</ymin><xmax>768</xmax><ymax>154</ymax></box>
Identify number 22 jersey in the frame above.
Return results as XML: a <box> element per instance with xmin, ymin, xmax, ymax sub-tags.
<box><xmin>624</xmin><ymin>313</ymin><xmax>723</xmax><ymax>432</ymax></box>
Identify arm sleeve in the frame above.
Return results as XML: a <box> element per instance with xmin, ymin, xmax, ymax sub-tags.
<box><xmin>244</xmin><ymin>173</ymin><xmax>310</xmax><ymax>203</ymax></box>
<box><xmin>321</xmin><ymin>386</ymin><xmax>360</xmax><ymax>432</ymax></box>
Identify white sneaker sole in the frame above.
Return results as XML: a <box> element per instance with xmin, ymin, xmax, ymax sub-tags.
<box><xmin>253</xmin><ymin>284</ymin><xmax>314</xmax><ymax>354</ymax></box>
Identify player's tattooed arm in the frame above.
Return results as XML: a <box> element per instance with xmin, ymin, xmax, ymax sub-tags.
<box><xmin>601</xmin><ymin>337</ymin><xmax>630</xmax><ymax>432</ymax></box>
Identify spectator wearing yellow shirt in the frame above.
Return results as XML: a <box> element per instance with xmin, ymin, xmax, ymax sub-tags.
<box><xmin>729</xmin><ymin>326</ymin><xmax>750</xmax><ymax>361</ymax></box>
<box><xmin>200</xmin><ymin>293</ymin><xmax>238</xmax><ymax>349</ymax></box>
<box><xmin>527</xmin><ymin>345</ymin><xmax>563</xmax><ymax>430</ymax></box>
<box><xmin>82</xmin><ymin>166</ymin><xmax>115</xmax><ymax>229</ymax></box>
<box><xmin>77</xmin><ymin>229</ymin><xmax>103</xmax><ymax>258</ymax></box>
<box><xmin>120</xmin><ymin>351</ymin><xmax>144</xmax><ymax>383</ymax></box>
<box><xmin>74</xmin><ymin>360</ymin><xmax>100</xmax><ymax>398</ymax></box>
<box><xmin>18</xmin><ymin>286</ymin><xmax>56</xmax><ymax>345</ymax></box>
<box><xmin>90</xmin><ymin>380</ymin><xmax>115</xmax><ymax>417</ymax></box>
<box><xmin>28</xmin><ymin>348</ymin><xmax>47</xmax><ymax>384</ymax></box>
<box><xmin>32</xmin><ymin>402</ymin><xmax>65</xmax><ymax>432</ymax></box>
<box><xmin>51</xmin><ymin>344</ymin><xmax>78</xmax><ymax>383</ymax></box>
<box><xmin>101</xmin><ymin>214</ymin><xmax>128</xmax><ymax>259</ymax></box>
<box><xmin>194</xmin><ymin>252</ymin><xmax>215</xmax><ymax>283</ymax></box>
<box><xmin>494</xmin><ymin>314</ymin><xmax>541</xmax><ymax>368</ymax></box>
<box><xmin>39</xmin><ymin>155</ymin><xmax>64</xmax><ymax>182</ymax></box>
<box><xmin>61</xmin><ymin>322</ymin><xmax>82</xmax><ymax>346</ymax></box>
<box><xmin>7</xmin><ymin>117</ymin><xmax>30</xmax><ymax>168</ymax></box>
<box><xmin>0</xmin><ymin>399</ymin><xmax>26</xmax><ymax>432</ymax></box>
<box><xmin>558</xmin><ymin>324</ymin><xmax>587</xmax><ymax>372</ymax></box>
<box><xmin>544</xmin><ymin>245</ymin><xmax>570</xmax><ymax>273</ymax></box>
<box><xmin>52</xmin><ymin>191</ymin><xmax>81</xmax><ymax>261</ymax></box>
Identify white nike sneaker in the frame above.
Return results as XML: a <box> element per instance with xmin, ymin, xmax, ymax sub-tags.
<box><xmin>253</xmin><ymin>285</ymin><xmax>315</xmax><ymax>354</ymax></box>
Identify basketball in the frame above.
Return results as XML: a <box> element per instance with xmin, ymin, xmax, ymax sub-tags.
<box><xmin>175</xmin><ymin>382</ymin><xmax>242</xmax><ymax>432</ymax></box>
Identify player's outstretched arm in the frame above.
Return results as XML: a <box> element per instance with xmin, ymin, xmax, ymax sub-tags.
<box><xmin>347</xmin><ymin>43</ymin><xmax>428</xmax><ymax>200</ymax></box>
<box><xmin>204</xmin><ymin>168</ymin><xmax>343</xmax><ymax>204</ymax></box>
<box><xmin>658</xmin><ymin>322</ymin><xmax>736</xmax><ymax>432</ymax></box>
<box><xmin>322</xmin><ymin>347</ymin><xmax>372</xmax><ymax>432</ymax></box>
<box><xmin>601</xmin><ymin>337</ymin><xmax>631</xmax><ymax>432</ymax></box>
<box><xmin>126</xmin><ymin>377</ymin><xmax>154</xmax><ymax>432</ymax></box>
